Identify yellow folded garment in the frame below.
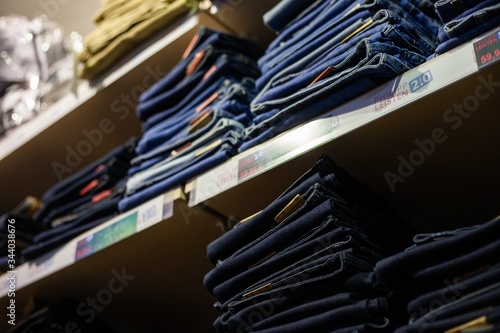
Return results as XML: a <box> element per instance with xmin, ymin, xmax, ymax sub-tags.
<box><xmin>93</xmin><ymin>0</ymin><xmax>176</xmax><ymax>25</ymax></box>
<box><xmin>80</xmin><ymin>1</ymin><xmax>163</xmax><ymax>60</ymax></box>
<box><xmin>79</xmin><ymin>0</ymin><xmax>190</xmax><ymax>79</ymax></box>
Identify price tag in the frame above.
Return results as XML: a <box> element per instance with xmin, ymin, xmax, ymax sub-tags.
<box><xmin>137</xmin><ymin>195</ymin><xmax>164</xmax><ymax>231</ymax></box>
<box><xmin>474</xmin><ymin>30</ymin><xmax>500</xmax><ymax>69</ymax></box>
<box><xmin>191</xmin><ymin>160</ymin><xmax>238</xmax><ymax>205</ymax></box>
<box><xmin>238</xmin><ymin>150</ymin><xmax>267</xmax><ymax>181</ymax></box>
<box><xmin>162</xmin><ymin>191</ymin><xmax>174</xmax><ymax>220</ymax></box>
<box><xmin>75</xmin><ymin>212</ymin><xmax>138</xmax><ymax>261</ymax></box>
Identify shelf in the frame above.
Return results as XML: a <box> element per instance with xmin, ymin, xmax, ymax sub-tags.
<box><xmin>0</xmin><ymin>187</ymin><xmax>225</xmax><ymax>332</ymax></box>
<box><xmin>0</xmin><ymin>14</ymin><xmax>202</xmax><ymax>213</ymax></box>
<box><xmin>186</xmin><ymin>27</ymin><xmax>500</xmax><ymax>232</ymax></box>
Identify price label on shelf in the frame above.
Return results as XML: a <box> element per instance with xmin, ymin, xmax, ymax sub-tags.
<box><xmin>75</xmin><ymin>212</ymin><xmax>138</xmax><ymax>261</ymax></box>
<box><xmin>137</xmin><ymin>195</ymin><xmax>164</xmax><ymax>232</ymax></box>
<box><xmin>238</xmin><ymin>149</ymin><xmax>267</xmax><ymax>181</ymax></box>
<box><xmin>474</xmin><ymin>29</ymin><xmax>500</xmax><ymax>69</ymax></box>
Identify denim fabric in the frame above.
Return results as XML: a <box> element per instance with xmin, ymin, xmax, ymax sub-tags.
<box><xmin>140</xmin><ymin>73</ymin><xmax>221</xmax><ymax>133</ymax></box>
<box><xmin>435</xmin><ymin>3</ymin><xmax>500</xmax><ymax>54</ymax></box>
<box><xmin>207</xmin><ymin>155</ymin><xmax>413</xmax><ymax>265</ymax></box>
<box><xmin>263</xmin><ymin>0</ymin><xmax>313</xmax><ymax>32</ymax></box>
<box><xmin>406</xmin><ymin>239</ymin><xmax>500</xmax><ymax>297</ymax></box>
<box><xmin>251</xmin><ymin>292</ymin><xmax>364</xmax><ymax>330</ymax></box>
<box><xmin>204</xmin><ymin>189</ymin><xmax>336</xmax><ymax>293</ymax></box>
<box><xmin>137</xmin><ymin>102</ymin><xmax>236</xmax><ymax>155</ymax></box>
<box><xmin>434</xmin><ymin>0</ymin><xmax>485</xmax><ymax>24</ymax></box>
<box><xmin>35</xmin><ymin>138</ymin><xmax>136</xmax><ymax>223</ymax></box>
<box><xmin>253</xmin><ymin>10</ymin><xmax>435</xmax><ymax>111</ymax></box>
<box><xmin>32</xmin><ymin>185</ymin><xmax>125</xmax><ymax>244</ymax></box>
<box><xmin>438</xmin><ymin>1</ymin><xmax>500</xmax><ymax>41</ymax></box>
<box><xmin>394</xmin><ymin>305</ymin><xmax>500</xmax><ymax>333</ymax></box>
<box><xmin>206</xmin><ymin>155</ymin><xmax>338</xmax><ymax>264</ymax></box>
<box><xmin>140</xmin><ymin>27</ymin><xmax>263</xmax><ymax>103</ymax></box>
<box><xmin>408</xmin><ymin>263</ymin><xmax>500</xmax><ymax>319</ymax></box>
<box><xmin>259</xmin><ymin>0</ymin><xmax>438</xmax><ymax>75</ymax></box>
<box><xmin>374</xmin><ymin>216</ymin><xmax>500</xmax><ymax>292</ymax></box>
<box><xmin>136</xmin><ymin>78</ymin><xmax>255</xmax><ymax>156</ymax></box>
<box><xmin>213</xmin><ymin>227</ymin><xmax>385</xmax><ymax>307</ymax></box>
<box><xmin>118</xmin><ymin>133</ymin><xmax>240</xmax><ymax>213</ymax></box>
<box><xmin>226</xmin><ymin>250</ymin><xmax>373</xmax><ymax>314</ymax></box>
<box><xmin>248</xmin><ymin>298</ymin><xmax>389</xmax><ymax>333</ymax></box>
<box><xmin>240</xmin><ymin>40</ymin><xmax>426</xmax><ymax>152</ymax></box>
<box><xmin>139</xmin><ymin>53</ymin><xmax>260</xmax><ymax>129</ymax></box>
<box><xmin>259</xmin><ymin>0</ymin><xmax>348</xmax><ymax>70</ymax></box>
<box><xmin>410</xmin><ymin>283</ymin><xmax>500</xmax><ymax>324</ymax></box>
<box><xmin>215</xmin><ymin>274</ymin><xmax>372</xmax><ymax>332</ymax></box>
<box><xmin>126</xmin><ymin>119</ymin><xmax>245</xmax><ymax>194</ymax></box>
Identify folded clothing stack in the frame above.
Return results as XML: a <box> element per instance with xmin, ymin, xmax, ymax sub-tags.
<box><xmin>0</xmin><ymin>138</ymin><xmax>137</xmax><ymax>270</ymax></box>
<box><xmin>78</xmin><ymin>0</ymin><xmax>196</xmax><ymax>79</ymax></box>
<box><xmin>434</xmin><ymin>0</ymin><xmax>500</xmax><ymax>55</ymax></box>
<box><xmin>117</xmin><ymin>27</ymin><xmax>264</xmax><ymax>212</ymax></box>
<box><xmin>375</xmin><ymin>215</ymin><xmax>500</xmax><ymax>333</ymax></box>
<box><xmin>204</xmin><ymin>155</ymin><xmax>417</xmax><ymax>332</ymax></box>
<box><xmin>238</xmin><ymin>0</ymin><xmax>440</xmax><ymax>152</ymax></box>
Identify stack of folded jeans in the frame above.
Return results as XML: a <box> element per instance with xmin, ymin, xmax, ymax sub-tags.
<box><xmin>239</xmin><ymin>0</ymin><xmax>441</xmax><ymax>152</ymax></box>
<box><xmin>375</xmin><ymin>215</ymin><xmax>500</xmax><ymax>333</ymax></box>
<box><xmin>0</xmin><ymin>138</ymin><xmax>136</xmax><ymax>269</ymax></box>
<box><xmin>78</xmin><ymin>0</ymin><xmax>195</xmax><ymax>79</ymax></box>
<box><xmin>117</xmin><ymin>28</ymin><xmax>264</xmax><ymax>212</ymax></box>
<box><xmin>434</xmin><ymin>0</ymin><xmax>500</xmax><ymax>55</ymax></box>
<box><xmin>204</xmin><ymin>155</ymin><xmax>417</xmax><ymax>332</ymax></box>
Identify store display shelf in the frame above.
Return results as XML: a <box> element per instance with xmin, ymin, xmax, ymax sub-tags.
<box><xmin>186</xmin><ymin>27</ymin><xmax>500</xmax><ymax>232</ymax></box>
<box><xmin>0</xmin><ymin>187</ymin><xmax>181</xmax><ymax>298</ymax></box>
<box><xmin>0</xmin><ymin>186</ymin><xmax>224</xmax><ymax>332</ymax></box>
<box><xmin>0</xmin><ymin>14</ymin><xmax>202</xmax><ymax>213</ymax></box>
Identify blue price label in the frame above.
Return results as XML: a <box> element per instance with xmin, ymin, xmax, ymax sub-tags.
<box><xmin>409</xmin><ymin>70</ymin><xmax>433</xmax><ymax>93</ymax></box>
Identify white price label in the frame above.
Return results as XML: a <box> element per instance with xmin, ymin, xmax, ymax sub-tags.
<box><xmin>136</xmin><ymin>195</ymin><xmax>164</xmax><ymax>231</ymax></box>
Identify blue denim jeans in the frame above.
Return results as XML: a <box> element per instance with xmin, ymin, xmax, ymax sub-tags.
<box><xmin>374</xmin><ymin>216</ymin><xmax>500</xmax><ymax>293</ymax></box>
<box><xmin>136</xmin><ymin>77</ymin><xmax>256</xmax><ymax>156</ymax></box>
<box><xmin>259</xmin><ymin>0</ymin><xmax>438</xmax><ymax>75</ymax></box>
<box><xmin>140</xmin><ymin>27</ymin><xmax>262</xmax><ymax>103</ymax></box>
<box><xmin>139</xmin><ymin>53</ymin><xmax>260</xmax><ymax>130</ymax></box>
<box><xmin>206</xmin><ymin>155</ymin><xmax>339</xmax><ymax>264</ymax></box>
<box><xmin>206</xmin><ymin>155</ymin><xmax>414</xmax><ymax>265</ymax></box>
<box><xmin>253</xmin><ymin>9</ymin><xmax>436</xmax><ymax>111</ymax></box>
<box><xmin>262</xmin><ymin>0</ymin><xmax>313</xmax><ymax>32</ymax></box>
<box><xmin>240</xmin><ymin>39</ymin><xmax>426</xmax><ymax>152</ymax></box>
<box><xmin>126</xmin><ymin>118</ymin><xmax>245</xmax><ymax>195</ymax></box>
<box><xmin>34</xmin><ymin>138</ymin><xmax>136</xmax><ymax>224</ymax></box>
<box><xmin>205</xmin><ymin>188</ymin><xmax>336</xmax><ymax>293</ymax></box>
<box><xmin>435</xmin><ymin>3</ymin><xmax>500</xmax><ymax>54</ymax></box>
<box><xmin>247</xmin><ymin>298</ymin><xmax>390</xmax><ymax>333</ymax></box>
<box><xmin>118</xmin><ymin>132</ymin><xmax>240</xmax><ymax>213</ymax></box>
<box><xmin>434</xmin><ymin>0</ymin><xmax>484</xmax><ymax>24</ymax></box>
<box><xmin>213</xmin><ymin>228</ymin><xmax>380</xmax><ymax>308</ymax></box>
<box><xmin>407</xmin><ymin>262</ymin><xmax>500</xmax><ymax>320</ymax></box>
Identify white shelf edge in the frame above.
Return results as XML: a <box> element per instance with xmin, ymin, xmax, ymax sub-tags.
<box><xmin>186</xmin><ymin>26</ymin><xmax>500</xmax><ymax>206</ymax></box>
<box><xmin>0</xmin><ymin>14</ymin><xmax>200</xmax><ymax>163</ymax></box>
<box><xmin>0</xmin><ymin>187</ymin><xmax>183</xmax><ymax>298</ymax></box>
